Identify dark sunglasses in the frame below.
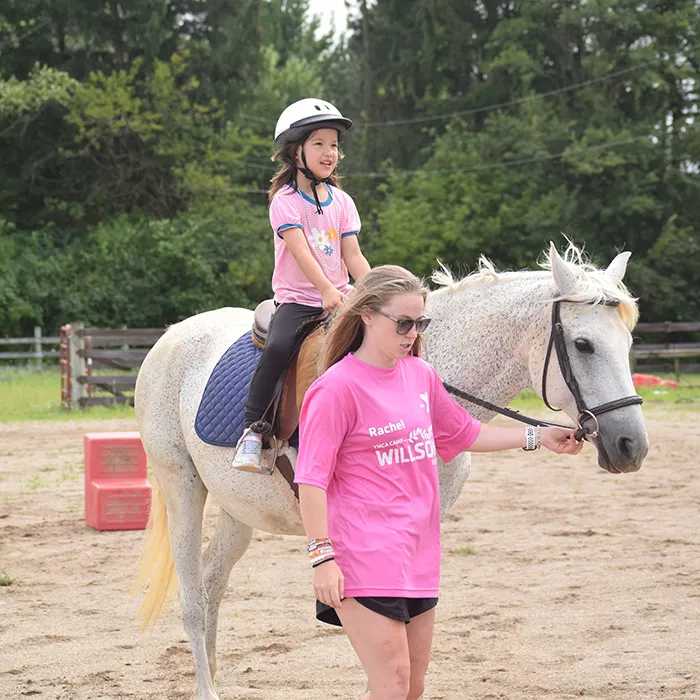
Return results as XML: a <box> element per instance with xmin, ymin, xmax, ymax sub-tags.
<box><xmin>373</xmin><ymin>308</ymin><xmax>432</xmax><ymax>335</ymax></box>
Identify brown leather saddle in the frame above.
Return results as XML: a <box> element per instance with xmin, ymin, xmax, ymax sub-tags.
<box><xmin>250</xmin><ymin>300</ymin><xmax>325</xmax><ymax>495</ymax></box>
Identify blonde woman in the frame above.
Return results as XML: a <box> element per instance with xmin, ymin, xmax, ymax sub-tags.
<box><xmin>295</xmin><ymin>265</ymin><xmax>583</xmax><ymax>700</ymax></box>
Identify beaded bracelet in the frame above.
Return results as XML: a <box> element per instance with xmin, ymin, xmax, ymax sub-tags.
<box><xmin>308</xmin><ymin>538</ymin><xmax>335</xmax><ymax>567</ymax></box>
<box><xmin>522</xmin><ymin>426</ymin><xmax>542</xmax><ymax>451</ymax></box>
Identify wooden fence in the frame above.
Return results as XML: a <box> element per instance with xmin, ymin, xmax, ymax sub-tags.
<box><xmin>60</xmin><ymin>324</ymin><xmax>166</xmax><ymax>409</ymax></box>
<box><xmin>0</xmin><ymin>328</ymin><xmax>60</xmax><ymax>369</ymax></box>
<box><xmin>52</xmin><ymin>318</ymin><xmax>700</xmax><ymax>408</ymax></box>
<box><xmin>3</xmin><ymin>318</ymin><xmax>699</xmax><ymax>409</ymax></box>
<box><xmin>630</xmin><ymin>322</ymin><xmax>700</xmax><ymax>378</ymax></box>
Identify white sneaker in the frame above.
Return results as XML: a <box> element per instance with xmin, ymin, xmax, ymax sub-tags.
<box><xmin>232</xmin><ymin>430</ymin><xmax>265</xmax><ymax>473</ymax></box>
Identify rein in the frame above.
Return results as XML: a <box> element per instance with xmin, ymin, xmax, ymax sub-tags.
<box><xmin>442</xmin><ymin>381</ymin><xmax>581</xmax><ymax>434</ymax></box>
<box><xmin>445</xmin><ymin>299</ymin><xmax>643</xmax><ymax>442</ymax></box>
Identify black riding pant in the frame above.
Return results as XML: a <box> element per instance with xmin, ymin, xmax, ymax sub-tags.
<box><xmin>244</xmin><ymin>302</ymin><xmax>323</xmax><ymax>429</ymax></box>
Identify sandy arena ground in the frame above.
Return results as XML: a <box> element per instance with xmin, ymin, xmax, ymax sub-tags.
<box><xmin>1</xmin><ymin>407</ymin><xmax>699</xmax><ymax>700</ymax></box>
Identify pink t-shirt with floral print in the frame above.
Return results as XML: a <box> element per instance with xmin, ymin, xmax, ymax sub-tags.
<box><xmin>270</xmin><ymin>184</ymin><xmax>361</xmax><ymax>306</ymax></box>
<box><xmin>294</xmin><ymin>353</ymin><xmax>482</xmax><ymax>598</ymax></box>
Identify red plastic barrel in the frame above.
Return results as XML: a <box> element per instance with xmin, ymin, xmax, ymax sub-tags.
<box><xmin>84</xmin><ymin>432</ymin><xmax>152</xmax><ymax>531</ymax></box>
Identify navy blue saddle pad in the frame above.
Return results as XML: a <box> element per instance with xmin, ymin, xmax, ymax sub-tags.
<box><xmin>195</xmin><ymin>333</ymin><xmax>262</xmax><ymax>447</ymax></box>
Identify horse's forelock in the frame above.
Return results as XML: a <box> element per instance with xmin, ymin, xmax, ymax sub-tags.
<box><xmin>540</xmin><ymin>242</ymin><xmax>639</xmax><ymax>330</ymax></box>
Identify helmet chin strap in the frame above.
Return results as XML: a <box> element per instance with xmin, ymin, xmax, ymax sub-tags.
<box><xmin>298</xmin><ymin>146</ymin><xmax>329</xmax><ymax>215</ymax></box>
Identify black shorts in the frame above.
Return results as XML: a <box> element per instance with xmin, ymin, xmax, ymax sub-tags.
<box><xmin>316</xmin><ymin>596</ymin><xmax>438</xmax><ymax>627</ymax></box>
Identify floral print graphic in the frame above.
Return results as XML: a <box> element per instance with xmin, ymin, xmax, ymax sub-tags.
<box><xmin>311</xmin><ymin>226</ymin><xmax>338</xmax><ymax>259</ymax></box>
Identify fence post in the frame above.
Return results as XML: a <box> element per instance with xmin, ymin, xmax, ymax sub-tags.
<box><xmin>34</xmin><ymin>326</ymin><xmax>43</xmax><ymax>370</ymax></box>
<box><xmin>60</xmin><ymin>325</ymin><xmax>71</xmax><ymax>408</ymax></box>
<box><xmin>69</xmin><ymin>322</ymin><xmax>87</xmax><ymax>409</ymax></box>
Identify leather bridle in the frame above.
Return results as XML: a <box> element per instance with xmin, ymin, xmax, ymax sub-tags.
<box><xmin>541</xmin><ymin>299</ymin><xmax>643</xmax><ymax>439</ymax></box>
<box><xmin>445</xmin><ymin>299</ymin><xmax>643</xmax><ymax>442</ymax></box>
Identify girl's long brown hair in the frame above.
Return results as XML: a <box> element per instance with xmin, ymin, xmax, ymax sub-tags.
<box><xmin>322</xmin><ymin>265</ymin><xmax>430</xmax><ymax>372</ymax></box>
<box><xmin>268</xmin><ymin>131</ymin><xmax>345</xmax><ymax>203</ymax></box>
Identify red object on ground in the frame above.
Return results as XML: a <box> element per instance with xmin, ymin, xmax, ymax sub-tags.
<box><xmin>84</xmin><ymin>432</ymin><xmax>151</xmax><ymax>531</ymax></box>
<box><xmin>632</xmin><ymin>373</ymin><xmax>679</xmax><ymax>389</ymax></box>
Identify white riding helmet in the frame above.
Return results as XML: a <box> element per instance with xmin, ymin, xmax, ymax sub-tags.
<box><xmin>274</xmin><ymin>98</ymin><xmax>352</xmax><ymax>148</ymax></box>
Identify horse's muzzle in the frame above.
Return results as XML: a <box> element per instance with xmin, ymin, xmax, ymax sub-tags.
<box><xmin>596</xmin><ymin>431</ymin><xmax>649</xmax><ymax>473</ymax></box>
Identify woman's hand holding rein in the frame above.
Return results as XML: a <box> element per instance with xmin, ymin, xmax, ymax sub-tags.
<box><xmin>469</xmin><ymin>423</ymin><xmax>584</xmax><ymax>455</ymax></box>
<box><xmin>540</xmin><ymin>426</ymin><xmax>584</xmax><ymax>455</ymax></box>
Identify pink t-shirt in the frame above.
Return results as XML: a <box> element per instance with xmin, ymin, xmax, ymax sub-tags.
<box><xmin>270</xmin><ymin>184</ymin><xmax>361</xmax><ymax>306</ymax></box>
<box><xmin>295</xmin><ymin>353</ymin><xmax>482</xmax><ymax>598</ymax></box>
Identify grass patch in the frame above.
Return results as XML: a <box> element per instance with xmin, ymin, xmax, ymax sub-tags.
<box><xmin>2</xmin><ymin>367</ymin><xmax>698</xmax><ymax>423</ymax></box>
<box><xmin>509</xmin><ymin>373</ymin><xmax>700</xmax><ymax>416</ymax></box>
<box><xmin>25</xmin><ymin>473</ymin><xmax>44</xmax><ymax>490</ymax></box>
<box><xmin>0</xmin><ymin>572</ymin><xmax>15</xmax><ymax>586</ymax></box>
<box><xmin>59</xmin><ymin>461</ymin><xmax>83</xmax><ymax>483</ymax></box>
<box><xmin>0</xmin><ymin>367</ymin><xmax>135</xmax><ymax>421</ymax></box>
<box><xmin>454</xmin><ymin>545</ymin><xmax>475</xmax><ymax>555</ymax></box>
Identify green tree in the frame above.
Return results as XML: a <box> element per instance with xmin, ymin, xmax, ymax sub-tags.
<box><xmin>58</xmin><ymin>201</ymin><xmax>273</xmax><ymax>330</ymax></box>
<box><xmin>355</xmin><ymin>0</ymin><xmax>700</xmax><ymax>321</ymax></box>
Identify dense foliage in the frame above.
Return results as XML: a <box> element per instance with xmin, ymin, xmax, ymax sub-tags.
<box><xmin>1</xmin><ymin>0</ymin><xmax>698</xmax><ymax>335</ymax></box>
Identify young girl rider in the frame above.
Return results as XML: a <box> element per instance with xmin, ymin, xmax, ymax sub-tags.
<box><xmin>233</xmin><ymin>98</ymin><xmax>371</xmax><ymax>473</ymax></box>
<box><xmin>295</xmin><ymin>265</ymin><xmax>584</xmax><ymax>699</ymax></box>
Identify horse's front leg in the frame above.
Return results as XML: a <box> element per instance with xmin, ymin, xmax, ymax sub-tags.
<box><xmin>438</xmin><ymin>453</ymin><xmax>472</xmax><ymax>519</ymax></box>
<box><xmin>202</xmin><ymin>507</ymin><xmax>253</xmax><ymax>680</ymax></box>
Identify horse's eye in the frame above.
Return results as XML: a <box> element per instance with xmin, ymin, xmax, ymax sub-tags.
<box><xmin>575</xmin><ymin>338</ymin><xmax>594</xmax><ymax>354</ymax></box>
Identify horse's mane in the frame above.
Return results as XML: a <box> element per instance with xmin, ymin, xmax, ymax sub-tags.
<box><xmin>431</xmin><ymin>241</ymin><xmax>639</xmax><ymax>331</ymax></box>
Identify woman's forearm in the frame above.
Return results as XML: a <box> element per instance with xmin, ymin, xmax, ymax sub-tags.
<box><xmin>468</xmin><ymin>424</ymin><xmax>527</xmax><ymax>452</ymax></box>
<box><xmin>298</xmin><ymin>484</ymin><xmax>330</xmax><ymax>539</ymax></box>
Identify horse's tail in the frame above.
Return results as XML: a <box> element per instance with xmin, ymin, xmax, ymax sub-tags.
<box><xmin>133</xmin><ymin>481</ymin><xmax>178</xmax><ymax>630</ymax></box>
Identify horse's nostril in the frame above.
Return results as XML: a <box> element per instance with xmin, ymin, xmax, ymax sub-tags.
<box><xmin>618</xmin><ymin>436</ymin><xmax>634</xmax><ymax>460</ymax></box>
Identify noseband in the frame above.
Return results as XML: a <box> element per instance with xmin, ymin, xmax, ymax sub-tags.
<box><xmin>445</xmin><ymin>299</ymin><xmax>643</xmax><ymax>441</ymax></box>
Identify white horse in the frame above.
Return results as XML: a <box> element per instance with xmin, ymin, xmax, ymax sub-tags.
<box><xmin>134</xmin><ymin>243</ymin><xmax>648</xmax><ymax>700</ymax></box>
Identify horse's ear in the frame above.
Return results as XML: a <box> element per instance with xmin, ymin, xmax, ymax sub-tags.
<box><xmin>550</xmin><ymin>242</ymin><xmax>577</xmax><ymax>296</ymax></box>
<box><xmin>605</xmin><ymin>251</ymin><xmax>631</xmax><ymax>282</ymax></box>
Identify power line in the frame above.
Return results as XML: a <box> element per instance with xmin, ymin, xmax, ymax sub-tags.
<box><xmin>239</xmin><ymin>113</ymin><xmax>275</xmax><ymax>125</ymax></box>
<box><xmin>242</xmin><ymin>132</ymin><xmax>666</xmax><ymax>189</ymax></box>
<box><xmin>241</xmin><ymin>159</ymin><xmax>275</xmax><ymax>170</ymax></box>
<box><xmin>0</xmin><ymin>18</ymin><xmax>51</xmax><ymax>51</ymax></box>
<box><xmin>355</xmin><ymin>54</ymin><xmax>684</xmax><ymax>128</ymax></box>
<box><xmin>241</xmin><ymin>121</ymin><xmax>698</xmax><ymax>187</ymax></box>
<box><xmin>344</xmin><ymin>134</ymin><xmax>653</xmax><ymax>179</ymax></box>
<box><xmin>239</xmin><ymin>47</ymin><xmax>696</xmax><ymax>131</ymax></box>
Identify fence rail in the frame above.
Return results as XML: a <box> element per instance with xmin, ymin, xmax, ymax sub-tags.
<box><xmin>631</xmin><ymin>345</ymin><xmax>700</xmax><ymax>358</ymax></box>
<box><xmin>0</xmin><ymin>328</ymin><xmax>60</xmax><ymax>368</ymax></box>
<box><xmin>0</xmin><ymin>336</ymin><xmax>60</xmax><ymax>344</ymax></box>
<box><xmin>634</xmin><ymin>322</ymin><xmax>700</xmax><ymax>333</ymax></box>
